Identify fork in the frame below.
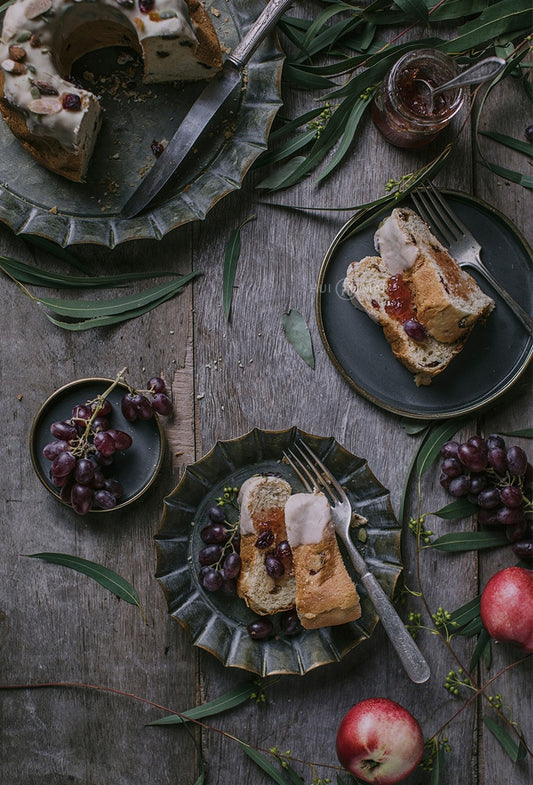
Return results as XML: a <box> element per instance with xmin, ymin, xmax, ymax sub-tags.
<box><xmin>284</xmin><ymin>440</ymin><xmax>431</xmax><ymax>684</ymax></box>
<box><xmin>411</xmin><ymin>182</ymin><xmax>533</xmax><ymax>335</ymax></box>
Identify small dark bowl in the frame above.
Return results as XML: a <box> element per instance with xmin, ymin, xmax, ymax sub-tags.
<box><xmin>30</xmin><ymin>377</ymin><xmax>165</xmax><ymax>513</ymax></box>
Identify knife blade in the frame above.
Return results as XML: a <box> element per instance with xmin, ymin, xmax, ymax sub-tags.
<box><xmin>120</xmin><ymin>0</ymin><xmax>295</xmax><ymax>219</ymax></box>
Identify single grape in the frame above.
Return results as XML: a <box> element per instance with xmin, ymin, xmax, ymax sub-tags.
<box><xmin>487</xmin><ymin>447</ymin><xmax>507</xmax><ymax>475</ymax></box>
<box><xmin>94</xmin><ymin>489</ymin><xmax>118</xmax><ymax>510</ymax></box>
<box><xmin>198</xmin><ymin>544</ymin><xmax>222</xmax><ymax>566</ymax></box>
<box><xmin>467</xmin><ymin>435</ymin><xmax>488</xmax><ymax>454</ymax></box>
<box><xmin>201</xmin><ymin>567</ymin><xmax>223</xmax><ymax>592</ymax></box>
<box><xmin>219</xmin><ymin>578</ymin><xmax>237</xmax><ymax>596</ymax></box>
<box><xmin>43</xmin><ymin>440</ymin><xmax>68</xmax><ymax>460</ymax></box>
<box><xmin>92</xmin><ymin>416</ymin><xmax>110</xmax><ymax>433</ymax></box>
<box><xmin>148</xmin><ymin>376</ymin><xmax>166</xmax><ymax>394</ymax></box>
<box><xmin>60</xmin><ymin>481</ymin><xmax>73</xmax><ymax>504</ymax></box>
<box><xmin>275</xmin><ymin>540</ymin><xmax>292</xmax><ymax>560</ymax></box>
<box><xmin>441</xmin><ymin>457</ymin><xmax>463</xmax><ymax>478</ymax></box>
<box><xmin>71</xmin><ymin>404</ymin><xmax>92</xmax><ymax>426</ymax></box>
<box><xmin>477</xmin><ymin>487</ymin><xmax>500</xmax><ymax>509</ymax></box>
<box><xmin>448</xmin><ymin>475</ymin><xmax>471</xmax><ymax>497</ymax></box>
<box><xmin>439</xmin><ymin>472</ymin><xmax>451</xmax><ymax>489</ymax></box>
<box><xmin>107</xmin><ymin>429</ymin><xmax>133</xmax><ymax>451</ymax></box>
<box><xmin>104</xmin><ymin>478</ymin><xmax>124</xmax><ymax>500</ymax></box>
<box><xmin>93</xmin><ymin>431</ymin><xmax>116</xmax><ymax>458</ymax></box>
<box><xmin>121</xmin><ymin>393</ymin><xmax>138</xmax><ymax>422</ymax></box>
<box><xmin>152</xmin><ymin>393</ymin><xmax>173</xmax><ymax>416</ymax></box>
<box><xmin>71</xmin><ymin>483</ymin><xmax>94</xmax><ymax>515</ymax></box>
<box><xmin>51</xmin><ymin>450</ymin><xmax>76</xmax><ymax>478</ymax></box>
<box><xmin>496</xmin><ymin>506</ymin><xmax>525</xmax><ymax>526</ymax></box>
<box><xmin>506</xmin><ymin>446</ymin><xmax>528</xmax><ymax>476</ymax></box>
<box><xmin>457</xmin><ymin>443</ymin><xmax>487</xmax><ymax>473</ymax></box>
<box><xmin>200</xmin><ymin>524</ymin><xmax>229</xmax><ymax>545</ymax></box>
<box><xmin>92</xmin><ymin>469</ymin><xmax>106</xmax><ymax>490</ymax></box>
<box><xmin>403</xmin><ymin>318</ymin><xmax>427</xmax><ymax>341</ymax></box>
<box><xmin>441</xmin><ymin>441</ymin><xmax>459</xmax><ymax>459</ymax></box>
<box><xmin>498</xmin><ymin>485</ymin><xmax>523</xmax><ymax>508</ymax></box>
<box><xmin>265</xmin><ymin>555</ymin><xmax>284</xmax><ymax>579</ymax></box>
<box><xmin>512</xmin><ymin>540</ymin><xmax>533</xmax><ymax>559</ymax></box>
<box><xmin>255</xmin><ymin>530</ymin><xmax>274</xmax><ymax>549</ymax></box>
<box><xmin>208</xmin><ymin>505</ymin><xmax>226</xmax><ymax>524</ymax></box>
<box><xmin>280</xmin><ymin>609</ymin><xmax>300</xmax><ymax>636</ymax></box>
<box><xmin>92</xmin><ymin>399</ymin><xmax>112</xmax><ymax>416</ymax></box>
<box><xmin>222</xmin><ymin>553</ymin><xmax>241</xmax><ymax>580</ymax></box>
<box><xmin>94</xmin><ymin>451</ymin><xmax>114</xmax><ymax>467</ymax></box>
<box><xmin>505</xmin><ymin>521</ymin><xmax>527</xmax><ymax>543</ymax></box>
<box><xmin>247</xmin><ymin>618</ymin><xmax>273</xmax><ymax>640</ymax></box>
<box><xmin>74</xmin><ymin>458</ymin><xmax>95</xmax><ymax>485</ymax></box>
<box><xmin>469</xmin><ymin>474</ymin><xmax>487</xmax><ymax>496</ymax></box>
<box><xmin>133</xmin><ymin>394</ymin><xmax>153</xmax><ymax>420</ymax></box>
<box><xmin>477</xmin><ymin>509</ymin><xmax>500</xmax><ymax>526</ymax></box>
<box><xmin>50</xmin><ymin>420</ymin><xmax>78</xmax><ymax>441</ymax></box>
<box><xmin>233</xmin><ymin>532</ymin><xmax>241</xmax><ymax>553</ymax></box>
<box><xmin>486</xmin><ymin>434</ymin><xmax>505</xmax><ymax>451</ymax></box>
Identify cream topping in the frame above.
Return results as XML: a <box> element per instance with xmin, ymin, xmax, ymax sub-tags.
<box><xmin>284</xmin><ymin>492</ymin><xmax>332</xmax><ymax>548</ymax></box>
<box><xmin>0</xmin><ymin>0</ymin><xmax>198</xmax><ymax>148</ymax></box>
<box><xmin>374</xmin><ymin>213</ymin><xmax>419</xmax><ymax>275</ymax></box>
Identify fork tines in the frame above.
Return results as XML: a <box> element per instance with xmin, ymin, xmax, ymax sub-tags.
<box><xmin>284</xmin><ymin>441</ymin><xmax>342</xmax><ymax>505</ymax></box>
<box><xmin>411</xmin><ymin>181</ymin><xmax>467</xmax><ymax>246</ymax></box>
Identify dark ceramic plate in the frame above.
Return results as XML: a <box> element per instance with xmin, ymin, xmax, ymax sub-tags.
<box><xmin>30</xmin><ymin>378</ymin><xmax>164</xmax><ymax>512</ymax></box>
<box><xmin>316</xmin><ymin>191</ymin><xmax>533</xmax><ymax>419</ymax></box>
<box><xmin>0</xmin><ymin>1</ymin><xmax>283</xmax><ymax>247</ymax></box>
<box><xmin>155</xmin><ymin>427</ymin><xmax>402</xmax><ymax>676</ymax></box>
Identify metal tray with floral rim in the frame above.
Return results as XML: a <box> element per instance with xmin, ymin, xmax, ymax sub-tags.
<box><xmin>155</xmin><ymin>427</ymin><xmax>402</xmax><ymax>676</ymax></box>
<box><xmin>0</xmin><ymin>0</ymin><xmax>284</xmax><ymax>248</ymax></box>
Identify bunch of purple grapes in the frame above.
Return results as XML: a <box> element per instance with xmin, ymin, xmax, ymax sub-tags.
<box><xmin>198</xmin><ymin>501</ymin><xmax>242</xmax><ymax>594</ymax></box>
<box><xmin>43</xmin><ymin>375</ymin><xmax>172</xmax><ymax>515</ymax></box>
<box><xmin>120</xmin><ymin>376</ymin><xmax>173</xmax><ymax>421</ymax></box>
<box><xmin>439</xmin><ymin>434</ymin><xmax>532</xmax><ymax>560</ymax></box>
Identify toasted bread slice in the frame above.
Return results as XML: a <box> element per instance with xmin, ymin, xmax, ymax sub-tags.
<box><xmin>374</xmin><ymin>207</ymin><xmax>494</xmax><ymax>343</ymax></box>
<box><xmin>344</xmin><ymin>256</ymin><xmax>468</xmax><ymax>386</ymax></box>
<box><xmin>236</xmin><ymin>476</ymin><xmax>296</xmax><ymax>616</ymax></box>
<box><xmin>284</xmin><ymin>492</ymin><xmax>361</xmax><ymax>629</ymax></box>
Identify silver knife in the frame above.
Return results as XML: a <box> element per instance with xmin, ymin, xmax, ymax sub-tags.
<box><xmin>120</xmin><ymin>0</ymin><xmax>295</xmax><ymax>219</ymax></box>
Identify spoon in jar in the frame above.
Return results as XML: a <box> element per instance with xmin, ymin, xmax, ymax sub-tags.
<box><xmin>415</xmin><ymin>56</ymin><xmax>506</xmax><ymax>109</ymax></box>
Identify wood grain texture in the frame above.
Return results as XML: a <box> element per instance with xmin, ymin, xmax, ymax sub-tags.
<box><xmin>0</xmin><ymin>7</ymin><xmax>531</xmax><ymax>785</ymax></box>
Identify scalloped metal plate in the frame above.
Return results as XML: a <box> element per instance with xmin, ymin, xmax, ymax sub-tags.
<box><xmin>155</xmin><ymin>427</ymin><xmax>403</xmax><ymax>676</ymax></box>
<box><xmin>0</xmin><ymin>1</ymin><xmax>284</xmax><ymax>247</ymax></box>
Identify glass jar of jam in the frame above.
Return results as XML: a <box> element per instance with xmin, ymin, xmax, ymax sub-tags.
<box><xmin>371</xmin><ymin>49</ymin><xmax>464</xmax><ymax>148</ymax></box>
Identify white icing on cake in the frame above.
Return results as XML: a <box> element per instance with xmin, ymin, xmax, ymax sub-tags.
<box><xmin>284</xmin><ymin>492</ymin><xmax>332</xmax><ymax>547</ymax></box>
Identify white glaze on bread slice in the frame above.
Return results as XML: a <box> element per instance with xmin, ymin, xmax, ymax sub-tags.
<box><xmin>284</xmin><ymin>492</ymin><xmax>361</xmax><ymax>629</ymax></box>
<box><xmin>236</xmin><ymin>476</ymin><xmax>296</xmax><ymax>616</ymax></box>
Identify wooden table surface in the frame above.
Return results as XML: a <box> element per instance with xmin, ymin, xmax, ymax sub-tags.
<box><xmin>1</xmin><ymin>4</ymin><xmax>532</xmax><ymax>784</ymax></box>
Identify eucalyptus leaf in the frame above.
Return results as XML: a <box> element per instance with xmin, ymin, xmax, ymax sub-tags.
<box><xmin>398</xmin><ymin>424</ymin><xmax>430</xmax><ymax>527</ymax></box>
<box><xmin>483</xmin><ymin>716</ymin><xmax>528</xmax><ymax>762</ymax></box>
<box><xmin>147</xmin><ymin>682</ymin><xmax>259</xmax><ymax>726</ymax></box>
<box><xmin>479</xmin><ymin>161</ymin><xmax>533</xmax><ymax>189</ymax></box>
<box><xmin>281</xmin><ymin>309</ymin><xmax>315</xmax><ymax>369</ymax></box>
<box><xmin>240</xmin><ymin>745</ymin><xmax>294</xmax><ymax>785</ymax></box>
<box><xmin>429</xmin><ymin>531</ymin><xmax>508</xmax><ymax>552</ymax></box>
<box><xmin>401</xmin><ymin>419</ymin><xmax>432</xmax><ymax>435</ymax></box>
<box><xmin>440</xmin><ymin>0</ymin><xmax>532</xmax><ymax>53</ymax></box>
<box><xmin>448</xmin><ymin>595</ymin><xmax>481</xmax><ymax>627</ymax></box>
<box><xmin>430</xmin><ymin>743</ymin><xmax>445</xmax><ymax>785</ymax></box>
<box><xmin>315</xmin><ymin>93</ymin><xmax>375</xmax><ymax>184</ymax></box>
<box><xmin>431</xmin><ymin>499</ymin><xmax>478</xmax><ymax>520</ymax></box>
<box><xmin>28</xmin><ymin>552</ymin><xmax>145</xmax><ymax>617</ymax></box>
<box><xmin>23</xmin><ymin>236</ymin><xmax>92</xmax><ymax>274</ymax></box>
<box><xmin>415</xmin><ymin>419</ymin><xmax>465</xmax><ymax>476</ymax></box>
<box><xmin>223</xmin><ymin>216</ymin><xmax>255</xmax><ymax>321</ymax></box>
<box><xmin>501</xmin><ymin>428</ymin><xmax>533</xmax><ymax>438</ymax></box>
<box><xmin>479</xmin><ymin>130</ymin><xmax>533</xmax><ymax>158</ymax></box>
<box><xmin>393</xmin><ymin>0</ymin><xmax>429</xmax><ymax>22</ymax></box>
<box><xmin>468</xmin><ymin>628</ymin><xmax>491</xmax><ymax>671</ymax></box>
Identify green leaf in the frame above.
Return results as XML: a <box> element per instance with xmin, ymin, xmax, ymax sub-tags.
<box><xmin>469</xmin><ymin>628</ymin><xmax>491</xmax><ymax>670</ymax></box>
<box><xmin>147</xmin><ymin>682</ymin><xmax>259</xmax><ymax>725</ymax></box>
<box><xmin>415</xmin><ymin>419</ymin><xmax>465</xmax><ymax>475</ymax></box>
<box><xmin>432</xmin><ymin>499</ymin><xmax>478</xmax><ymax>519</ymax></box>
<box><xmin>281</xmin><ymin>309</ymin><xmax>315</xmax><ymax>369</ymax></box>
<box><xmin>393</xmin><ymin>0</ymin><xmax>429</xmax><ymax>22</ymax></box>
<box><xmin>440</xmin><ymin>0</ymin><xmax>532</xmax><ymax>53</ymax></box>
<box><xmin>223</xmin><ymin>215</ymin><xmax>255</xmax><ymax>321</ymax></box>
<box><xmin>256</xmin><ymin>157</ymin><xmax>308</xmax><ymax>190</ymax></box>
<box><xmin>448</xmin><ymin>595</ymin><xmax>481</xmax><ymax>627</ymax></box>
<box><xmin>400</xmin><ymin>419</ymin><xmax>432</xmax><ymax>435</ymax></box>
<box><xmin>240</xmin><ymin>745</ymin><xmax>294</xmax><ymax>785</ymax></box>
<box><xmin>22</xmin><ymin>236</ymin><xmax>92</xmax><ymax>274</ymax></box>
<box><xmin>28</xmin><ymin>553</ymin><xmax>145</xmax><ymax>617</ymax></box>
<box><xmin>315</xmin><ymin>93</ymin><xmax>374</xmax><ymax>184</ymax></box>
<box><xmin>479</xmin><ymin>130</ymin><xmax>533</xmax><ymax>159</ymax></box>
<box><xmin>480</xmin><ymin>160</ymin><xmax>533</xmax><ymax>189</ymax></box>
<box><xmin>398</xmin><ymin>424</ymin><xmax>431</xmax><ymax>527</ymax></box>
<box><xmin>429</xmin><ymin>531</ymin><xmax>508</xmax><ymax>552</ymax></box>
<box><xmin>430</xmin><ymin>743</ymin><xmax>445</xmax><ymax>785</ymax></box>
<box><xmin>483</xmin><ymin>716</ymin><xmax>528</xmax><ymax>762</ymax></box>
<box><xmin>502</xmin><ymin>428</ymin><xmax>533</xmax><ymax>438</ymax></box>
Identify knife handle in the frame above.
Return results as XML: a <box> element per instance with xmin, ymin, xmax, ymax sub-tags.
<box><xmin>228</xmin><ymin>0</ymin><xmax>295</xmax><ymax>69</ymax></box>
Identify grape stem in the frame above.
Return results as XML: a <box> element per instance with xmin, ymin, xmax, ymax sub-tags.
<box><xmin>70</xmin><ymin>368</ymin><xmax>128</xmax><ymax>457</ymax></box>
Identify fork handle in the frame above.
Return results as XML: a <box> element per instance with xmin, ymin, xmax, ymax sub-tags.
<box><xmin>359</xmin><ymin>570</ymin><xmax>431</xmax><ymax>683</ymax></box>
<box><xmin>468</xmin><ymin>255</ymin><xmax>533</xmax><ymax>335</ymax></box>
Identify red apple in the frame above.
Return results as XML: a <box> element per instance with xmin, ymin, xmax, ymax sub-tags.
<box><xmin>336</xmin><ymin>697</ymin><xmax>424</xmax><ymax>784</ymax></box>
<box><xmin>480</xmin><ymin>566</ymin><xmax>533</xmax><ymax>652</ymax></box>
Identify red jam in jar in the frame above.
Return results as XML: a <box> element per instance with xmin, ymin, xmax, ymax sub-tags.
<box><xmin>371</xmin><ymin>49</ymin><xmax>464</xmax><ymax>148</ymax></box>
